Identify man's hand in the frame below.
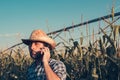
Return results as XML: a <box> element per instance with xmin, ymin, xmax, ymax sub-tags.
<box><xmin>42</xmin><ymin>47</ymin><xmax>50</xmax><ymax>63</ymax></box>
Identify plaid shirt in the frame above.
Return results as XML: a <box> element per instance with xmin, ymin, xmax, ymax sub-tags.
<box><xmin>26</xmin><ymin>59</ymin><xmax>66</xmax><ymax>80</ymax></box>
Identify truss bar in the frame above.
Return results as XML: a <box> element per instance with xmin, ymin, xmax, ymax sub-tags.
<box><xmin>47</xmin><ymin>12</ymin><xmax>120</xmax><ymax>35</ymax></box>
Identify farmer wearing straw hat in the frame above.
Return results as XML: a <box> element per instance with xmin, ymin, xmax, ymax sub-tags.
<box><xmin>22</xmin><ymin>29</ymin><xmax>66</xmax><ymax>80</ymax></box>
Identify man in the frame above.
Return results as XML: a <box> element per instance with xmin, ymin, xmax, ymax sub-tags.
<box><xmin>22</xmin><ymin>29</ymin><xmax>66</xmax><ymax>80</ymax></box>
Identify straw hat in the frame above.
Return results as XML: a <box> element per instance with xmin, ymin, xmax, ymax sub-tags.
<box><xmin>22</xmin><ymin>29</ymin><xmax>56</xmax><ymax>49</ymax></box>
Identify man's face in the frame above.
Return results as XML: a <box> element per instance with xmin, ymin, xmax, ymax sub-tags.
<box><xmin>28</xmin><ymin>41</ymin><xmax>45</xmax><ymax>60</ymax></box>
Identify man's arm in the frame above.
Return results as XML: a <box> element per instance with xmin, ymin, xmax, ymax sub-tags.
<box><xmin>42</xmin><ymin>47</ymin><xmax>61</xmax><ymax>80</ymax></box>
<box><xmin>43</xmin><ymin>61</ymin><xmax>60</xmax><ymax>80</ymax></box>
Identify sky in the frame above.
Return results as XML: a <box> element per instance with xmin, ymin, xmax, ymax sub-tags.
<box><xmin>0</xmin><ymin>0</ymin><xmax>120</xmax><ymax>49</ymax></box>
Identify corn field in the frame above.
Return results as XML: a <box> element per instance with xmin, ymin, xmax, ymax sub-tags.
<box><xmin>0</xmin><ymin>18</ymin><xmax>120</xmax><ymax>80</ymax></box>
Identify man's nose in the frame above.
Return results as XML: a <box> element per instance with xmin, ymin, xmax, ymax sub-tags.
<box><xmin>31</xmin><ymin>42</ymin><xmax>36</xmax><ymax>50</ymax></box>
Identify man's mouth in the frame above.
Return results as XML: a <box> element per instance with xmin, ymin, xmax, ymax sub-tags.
<box><xmin>30</xmin><ymin>51</ymin><xmax>43</xmax><ymax>60</ymax></box>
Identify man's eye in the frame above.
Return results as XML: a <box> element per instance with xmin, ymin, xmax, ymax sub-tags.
<box><xmin>35</xmin><ymin>42</ymin><xmax>40</xmax><ymax>45</ymax></box>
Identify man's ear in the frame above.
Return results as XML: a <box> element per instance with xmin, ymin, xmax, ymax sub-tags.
<box><xmin>44</xmin><ymin>42</ymin><xmax>52</xmax><ymax>50</ymax></box>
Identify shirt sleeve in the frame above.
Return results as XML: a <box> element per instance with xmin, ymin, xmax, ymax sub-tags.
<box><xmin>51</xmin><ymin>60</ymin><xmax>67</xmax><ymax>80</ymax></box>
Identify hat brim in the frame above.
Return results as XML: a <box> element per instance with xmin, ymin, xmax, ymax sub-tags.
<box><xmin>22</xmin><ymin>39</ymin><xmax>33</xmax><ymax>45</ymax></box>
<box><xmin>22</xmin><ymin>38</ymin><xmax>56</xmax><ymax>49</ymax></box>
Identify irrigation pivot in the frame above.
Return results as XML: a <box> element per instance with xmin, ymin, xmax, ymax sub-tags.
<box><xmin>47</xmin><ymin>11</ymin><xmax>120</xmax><ymax>35</ymax></box>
